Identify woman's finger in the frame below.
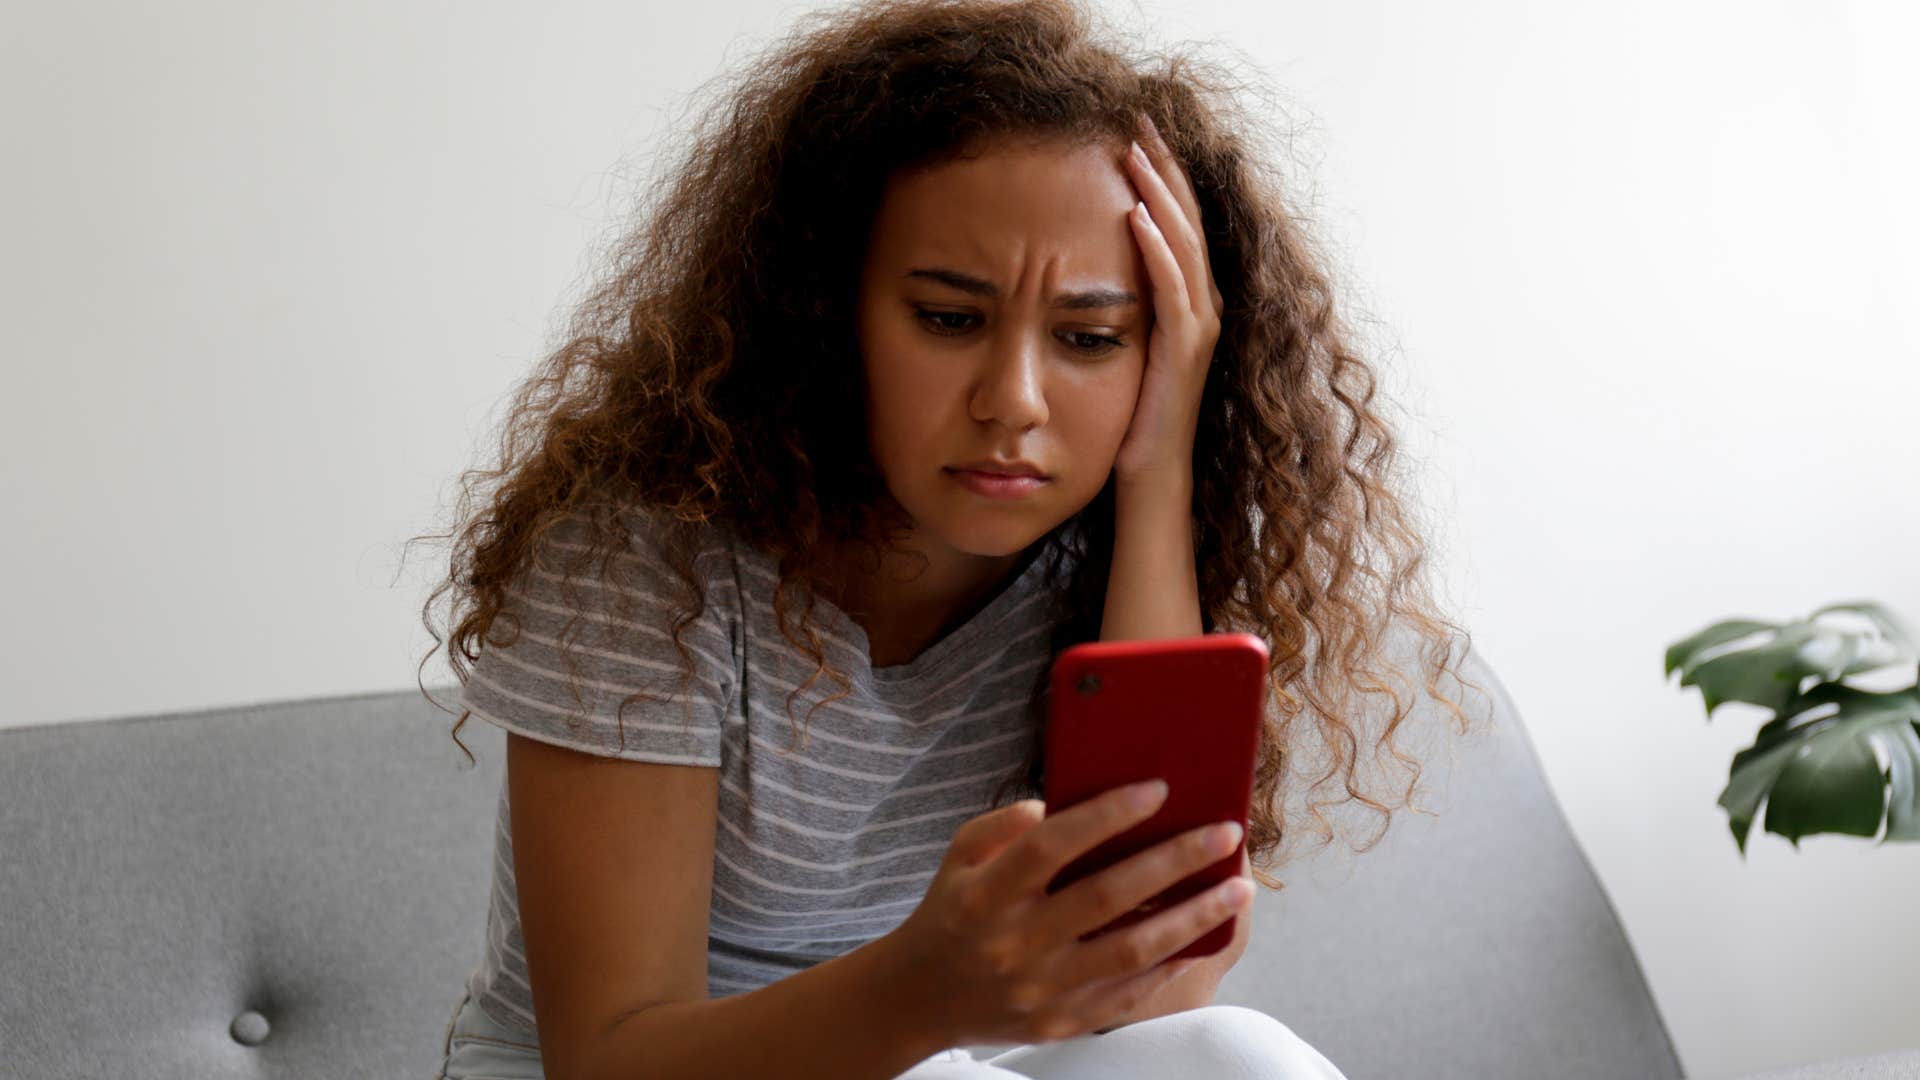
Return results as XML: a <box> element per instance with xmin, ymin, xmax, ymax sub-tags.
<box><xmin>1062</xmin><ymin>957</ymin><xmax>1204</xmax><ymax>1036</ymax></box>
<box><xmin>1137</xmin><ymin>115</ymin><xmax>1206</xmax><ymax>242</ymax></box>
<box><xmin>1125</xmin><ymin>140</ymin><xmax>1208</xmax><ymax>318</ymax></box>
<box><xmin>1129</xmin><ymin>200</ymin><xmax>1192</xmax><ymax>319</ymax></box>
<box><xmin>1137</xmin><ymin>115</ymin><xmax>1224</xmax><ymax>318</ymax></box>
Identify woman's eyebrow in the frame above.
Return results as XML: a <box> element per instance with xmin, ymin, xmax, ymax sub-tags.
<box><xmin>904</xmin><ymin>267</ymin><xmax>1137</xmax><ymax>310</ymax></box>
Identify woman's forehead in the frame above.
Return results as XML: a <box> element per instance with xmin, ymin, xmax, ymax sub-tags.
<box><xmin>866</xmin><ymin>137</ymin><xmax>1142</xmax><ymax>285</ymax></box>
<box><xmin>882</xmin><ymin>134</ymin><xmax>1132</xmax><ymax>210</ymax></box>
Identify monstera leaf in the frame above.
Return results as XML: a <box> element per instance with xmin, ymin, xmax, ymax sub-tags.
<box><xmin>1665</xmin><ymin>601</ymin><xmax>1920</xmax><ymax>854</ymax></box>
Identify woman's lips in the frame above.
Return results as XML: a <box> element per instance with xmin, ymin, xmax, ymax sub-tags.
<box><xmin>945</xmin><ymin>467</ymin><xmax>1050</xmax><ymax>499</ymax></box>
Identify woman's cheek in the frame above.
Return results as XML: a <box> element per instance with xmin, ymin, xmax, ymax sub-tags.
<box><xmin>1080</xmin><ymin>359</ymin><xmax>1145</xmax><ymax>452</ymax></box>
<box><xmin>863</xmin><ymin>341</ymin><xmax>935</xmax><ymax>449</ymax></box>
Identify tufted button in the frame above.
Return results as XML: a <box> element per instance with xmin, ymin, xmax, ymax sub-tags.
<box><xmin>230</xmin><ymin>1010</ymin><xmax>271</xmax><ymax>1046</ymax></box>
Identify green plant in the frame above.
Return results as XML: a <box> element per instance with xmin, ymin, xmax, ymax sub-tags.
<box><xmin>1664</xmin><ymin>601</ymin><xmax>1920</xmax><ymax>854</ymax></box>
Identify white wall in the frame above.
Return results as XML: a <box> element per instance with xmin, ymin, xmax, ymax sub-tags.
<box><xmin>4</xmin><ymin>2</ymin><xmax>1915</xmax><ymax>1075</ymax></box>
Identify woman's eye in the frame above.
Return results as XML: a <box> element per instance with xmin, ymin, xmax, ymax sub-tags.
<box><xmin>1061</xmin><ymin>330</ymin><xmax>1125</xmax><ymax>355</ymax></box>
<box><xmin>915</xmin><ymin>310</ymin><xmax>979</xmax><ymax>335</ymax></box>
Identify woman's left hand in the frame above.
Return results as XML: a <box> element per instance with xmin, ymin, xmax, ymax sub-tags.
<box><xmin>1113</xmin><ymin>113</ymin><xmax>1225</xmax><ymax>490</ymax></box>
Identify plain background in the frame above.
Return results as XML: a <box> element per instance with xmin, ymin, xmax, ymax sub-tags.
<box><xmin>3</xmin><ymin>2</ymin><xmax>1915</xmax><ymax>1076</ymax></box>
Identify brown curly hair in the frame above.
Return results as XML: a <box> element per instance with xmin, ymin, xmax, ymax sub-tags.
<box><xmin>410</xmin><ymin>0</ymin><xmax>1486</xmax><ymax>889</ymax></box>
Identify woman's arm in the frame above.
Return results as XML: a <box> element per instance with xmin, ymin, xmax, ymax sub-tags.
<box><xmin>1094</xmin><ymin>477</ymin><xmax>1254</xmax><ymax>1031</ymax></box>
<box><xmin>1099</xmin><ymin>477</ymin><xmax>1203</xmax><ymax>642</ymax></box>
<box><xmin>1090</xmin><ymin>112</ymin><xmax>1251</xmax><ymax>1031</ymax></box>
<box><xmin>507</xmin><ymin>733</ymin><xmax>950</xmax><ymax>1080</ymax></box>
<box><xmin>578</xmin><ymin>938</ymin><xmax>950</xmax><ymax>1080</ymax></box>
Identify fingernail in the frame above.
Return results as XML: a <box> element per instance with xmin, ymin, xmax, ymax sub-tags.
<box><xmin>1210</xmin><ymin>821</ymin><xmax>1243</xmax><ymax>853</ymax></box>
<box><xmin>1129</xmin><ymin>779</ymin><xmax>1169</xmax><ymax>809</ymax></box>
<box><xmin>1130</xmin><ymin>140</ymin><xmax>1148</xmax><ymax>166</ymax></box>
<box><xmin>1223</xmin><ymin>879</ymin><xmax>1254</xmax><ymax>907</ymax></box>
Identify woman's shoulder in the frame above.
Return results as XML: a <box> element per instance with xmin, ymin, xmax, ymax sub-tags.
<box><xmin>521</xmin><ymin>501</ymin><xmax>745</xmax><ymax>615</ymax></box>
<box><xmin>463</xmin><ymin>502</ymin><xmax>744</xmax><ymax>762</ymax></box>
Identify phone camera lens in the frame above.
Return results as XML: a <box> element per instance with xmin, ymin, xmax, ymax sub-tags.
<box><xmin>1077</xmin><ymin>673</ymin><xmax>1102</xmax><ymax>696</ymax></box>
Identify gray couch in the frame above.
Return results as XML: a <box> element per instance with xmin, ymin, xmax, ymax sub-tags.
<box><xmin>4</xmin><ymin>648</ymin><xmax>1916</xmax><ymax>1078</ymax></box>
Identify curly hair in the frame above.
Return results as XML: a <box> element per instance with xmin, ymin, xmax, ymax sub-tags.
<box><xmin>410</xmin><ymin>0</ymin><xmax>1486</xmax><ymax>889</ymax></box>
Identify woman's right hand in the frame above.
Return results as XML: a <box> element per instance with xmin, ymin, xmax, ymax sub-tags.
<box><xmin>880</xmin><ymin>779</ymin><xmax>1253</xmax><ymax>1046</ymax></box>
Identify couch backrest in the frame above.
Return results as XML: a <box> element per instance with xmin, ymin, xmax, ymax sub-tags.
<box><xmin>2</xmin><ymin>688</ymin><xmax>494</xmax><ymax>1078</ymax></box>
<box><xmin>1210</xmin><ymin>645</ymin><xmax>1684</xmax><ymax>1078</ymax></box>
<box><xmin>0</xmin><ymin>646</ymin><xmax>1682</xmax><ymax>1078</ymax></box>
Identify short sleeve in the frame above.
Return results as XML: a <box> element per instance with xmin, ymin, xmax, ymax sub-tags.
<box><xmin>457</xmin><ymin>510</ymin><xmax>741</xmax><ymax>766</ymax></box>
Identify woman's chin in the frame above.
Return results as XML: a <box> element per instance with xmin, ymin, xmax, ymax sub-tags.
<box><xmin>927</xmin><ymin>517</ymin><xmax>1064</xmax><ymax>561</ymax></box>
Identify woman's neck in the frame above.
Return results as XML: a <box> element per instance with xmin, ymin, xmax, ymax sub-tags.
<box><xmin>819</xmin><ymin>537</ymin><xmax>1037</xmax><ymax>667</ymax></box>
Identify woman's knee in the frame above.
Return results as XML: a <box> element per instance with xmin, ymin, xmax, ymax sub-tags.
<box><xmin>1143</xmin><ymin>1005</ymin><xmax>1348</xmax><ymax>1080</ymax></box>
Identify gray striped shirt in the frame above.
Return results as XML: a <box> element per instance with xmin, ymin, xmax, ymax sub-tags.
<box><xmin>457</xmin><ymin>510</ymin><xmax>1064</xmax><ymax>1034</ymax></box>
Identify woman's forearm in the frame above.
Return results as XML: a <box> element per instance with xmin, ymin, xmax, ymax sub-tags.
<box><xmin>576</xmin><ymin>930</ymin><xmax>947</xmax><ymax>1080</ymax></box>
<box><xmin>1100</xmin><ymin>474</ymin><xmax>1203</xmax><ymax>642</ymax></box>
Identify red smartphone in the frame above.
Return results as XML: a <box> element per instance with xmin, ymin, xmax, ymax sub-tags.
<box><xmin>1041</xmin><ymin>632</ymin><xmax>1268</xmax><ymax>961</ymax></box>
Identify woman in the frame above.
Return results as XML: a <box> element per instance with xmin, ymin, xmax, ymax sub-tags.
<box><xmin>420</xmin><ymin>0</ymin><xmax>1480</xmax><ymax>1076</ymax></box>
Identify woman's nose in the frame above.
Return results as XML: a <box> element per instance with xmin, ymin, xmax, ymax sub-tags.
<box><xmin>968</xmin><ymin>332</ymin><xmax>1050</xmax><ymax>432</ymax></box>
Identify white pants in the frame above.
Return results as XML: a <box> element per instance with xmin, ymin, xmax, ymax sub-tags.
<box><xmin>442</xmin><ymin>990</ymin><xmax>1348</xmax><ymax>1080</ymax></box>
<box><xmin>897</xmin><ymin>1006</ymin><xmax>1350</xmax><ymax>1080</ymax></box>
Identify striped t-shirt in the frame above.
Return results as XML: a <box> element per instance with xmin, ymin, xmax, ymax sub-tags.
<box><xmin>456</xmin><ymin>509</ymin><xmax>1067</xmax><ymax>1035</ymax></box>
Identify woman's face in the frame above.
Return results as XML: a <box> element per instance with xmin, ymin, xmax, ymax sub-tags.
<box><xmin>854</xmin><ymin>134</ymin><xmax>1148</xmax><ymax>562</ymax></box>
